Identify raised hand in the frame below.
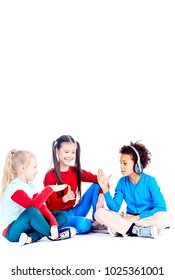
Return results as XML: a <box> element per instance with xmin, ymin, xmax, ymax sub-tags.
<box><xmin>97</xmin><ymin>168</ymin><xmax>111</xmax><ymax>193</ymax></box>
<box><xmin>63</xmin><ymin>185</ymin><xmax>75</xmax><ymax>203</ymax></box>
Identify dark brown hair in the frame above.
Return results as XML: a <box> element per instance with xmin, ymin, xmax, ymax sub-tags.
<box><xmin>119</xmin><ymin>141</ymin><xmax>152</xmax><ymax>169</ymax></box>
<box><xmin>52</xmin><ymin>135</ymin><xmax>82</xmax><ymax>200</ymax></box>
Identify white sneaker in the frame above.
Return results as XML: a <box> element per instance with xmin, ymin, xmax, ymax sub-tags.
<box><xmin>132</xmin><ymin>225</ymin><xmax>158</xmax><ymax>239</ymax></box>
<box><xmin>108</xmin><ymin>227</ymin><xmax>119</xmax><ymax>237</ymax></box>
<box><xmin>58</xmin><ymin>227</ymin><xmax>77</xmax><ymax>240</ymax></box>
<box><xmin>19</xmin><ymin>233</ymin><xmax>32</xmax><ymax>246</ymax></box>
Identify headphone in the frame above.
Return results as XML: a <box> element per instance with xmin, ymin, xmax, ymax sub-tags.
<box><xmin>129</xmin><ymin>145</ymin><xmax>143</xmax><ymax>174</ymax></box>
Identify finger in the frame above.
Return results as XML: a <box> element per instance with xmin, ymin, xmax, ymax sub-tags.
<box><xmin>98</xmin><ymin>168</ymin><xmax>103</xmax><ymax>176</ymax></box>
<box><xmin>107</xmin><ymin>174</ymin><xmax>112</xmax><ymax>180</ymax></box>
<box><xmin>101</xmin><ymin>169</ymin><xmax>105</xmax><ymax>175</ymax></box>
<box><xmin>67</xmin><ymin>185</ymin><xmax>72</xmax><ymax>193</ymax></box>
<box><xmin>98</xmin><ymin>168</ymin><xmax>102</xmax><ymax>173</ymax></box>
<box><xmin>58</xmin><ymin>184</ymin><xmax>68</xmax><ymax>191</ymax></box>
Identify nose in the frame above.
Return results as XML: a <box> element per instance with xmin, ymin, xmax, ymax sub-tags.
<box><xmin>67</xmin><ymin>153</ymin><xmax>72</xmax><ymax>158</ymax></box>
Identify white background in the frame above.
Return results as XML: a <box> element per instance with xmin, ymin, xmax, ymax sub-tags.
<box><xmin>0</xmin><ymin>1</ymin><xmax>175</xmax><ymax>279</ymax></box>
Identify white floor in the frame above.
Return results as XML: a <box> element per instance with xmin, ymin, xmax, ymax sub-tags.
<box><xmin>1</xmin><ymin>224</ymin><xmax>174</xmax><ymax>280</ymax></box>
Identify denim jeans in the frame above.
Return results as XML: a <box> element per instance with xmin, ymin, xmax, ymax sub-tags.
<box><xmin>5</xmin><ymin>207</ymin><xmax>67</xmax><ymax>242</ymax></box>
<box><xmin>61</xmin><ymin>183</ymin><xmax>100</xmax><ymax>233</ymax></box>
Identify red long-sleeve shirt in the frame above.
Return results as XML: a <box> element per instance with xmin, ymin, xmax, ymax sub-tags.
<box><xmin>43</xmin><ymin>166</ymin><xmax>100</xmax><ymax>211</ymax></box>
<box><xmin>12</xmin><ymin>187</ymin><xmax>58</xmax><ymax>226</ymax></box>
<box><xmin>2</xmin><ymin>186</ymin><xmax>58</xmax><ymax>237</ymax></box>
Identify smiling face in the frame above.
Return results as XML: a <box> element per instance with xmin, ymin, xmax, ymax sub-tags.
<box><xmin>56</xmin><ymin>142</ymin><xmax>77</xmax><ymax>169</ymax></box>
<box><xmin>120</xmin><ymin>153</ymin><xmax>135</xmax><ymax>176</ymax></box>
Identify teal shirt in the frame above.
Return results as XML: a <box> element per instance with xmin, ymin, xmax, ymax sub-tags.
<box><xmin>104</xmin><ymin>172</ymin><xmax>167</xmax><ymax>219</ymax></box>
<box><xmin>0</xmin><ymin>178</ymin><xmax>36</xmax><ymax>231</ymax></box>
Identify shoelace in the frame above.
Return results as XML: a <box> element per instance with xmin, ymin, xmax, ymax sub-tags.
<box><xmin>59</xmin><ymin>231</ymin><xmax>69</xmax><ymax>239</ymax></box>
<box><xmin>139</xmin><ymin>228</ymin><xmax>151</xmax><ymax>236</ymax></box>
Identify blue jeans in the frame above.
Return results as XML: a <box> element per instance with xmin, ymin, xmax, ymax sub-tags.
<box><xmin>61</xmin><ymin>183</ymin><xmax>100</xmax><ymax>234</ymax></box>
<box><xmin>5</xmin><ymin>207</ymin><xmax>67</xmax><ymax>242</ymax></box>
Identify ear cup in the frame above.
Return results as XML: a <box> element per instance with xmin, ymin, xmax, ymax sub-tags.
<box><xmin>129</xmin><ymin>145</ymin><xmax>143</xmax><ymax>174</ymax></box>
<box><xmin>134</xmin><ymin>162</ymin><xmax>143</xmax><ymax>174</ymax></box>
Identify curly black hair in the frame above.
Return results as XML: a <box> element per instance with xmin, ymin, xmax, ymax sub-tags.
<box><xmin>119</xmin><ymin>141</ymin><xmax>152</xmax><ymax>169</ymax></box>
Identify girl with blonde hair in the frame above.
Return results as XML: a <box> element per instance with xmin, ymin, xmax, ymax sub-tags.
<box><xmin>0</xmin><ymin>149</ymin><xmax>76</xmax><ymax>245</ymax></box>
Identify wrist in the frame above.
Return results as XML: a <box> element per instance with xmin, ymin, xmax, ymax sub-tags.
<box><xmin>62</xmin><ymin>195</ymin><xmax>68</xmax><ymax>203</ymax></box>
<box><xmin>102</xmin><ymin>186</ymin><xmax>108</xmax><ymax>194</ymax></box>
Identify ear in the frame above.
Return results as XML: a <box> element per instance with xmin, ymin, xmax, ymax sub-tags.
<box><xmin>20</xmin><ymin>164</ymin><xmax>26</xmax><ymax>172</ymax></box>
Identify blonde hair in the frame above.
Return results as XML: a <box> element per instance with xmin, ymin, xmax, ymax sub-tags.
<box><xmin>0</xmin><ymin>149</ymin><xmax>35</xmax><ymax>197</ymax></box>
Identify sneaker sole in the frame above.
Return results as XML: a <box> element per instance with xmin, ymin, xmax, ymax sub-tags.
<box><xmin>58</xmin><ymin>227</ymin><xmax>77</xmax><ymax>240</ymax></box>
<box><xmin>151</xmin><ymin>226</ymin><xmax>158</xmax><ymax>239</ymax></box>
<box><xmin>91</xmin><ymin>229</ymin><xmax>109</xmax><ymax>234</ymax></box>
<box><xmin>108</xmin><ymin>227</ymin><xmax>119</xmax><ymax>237</ymax></box>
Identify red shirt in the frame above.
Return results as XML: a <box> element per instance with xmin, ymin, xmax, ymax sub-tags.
<box><xmin>43</xmin><ymin>166</ymin><xmax>100</xmax><ymax>211</ymax></box>
<box><xmin>2</xmin><ymin>186</ymin><xmax>58</xmax><ymax>237</ymax></box>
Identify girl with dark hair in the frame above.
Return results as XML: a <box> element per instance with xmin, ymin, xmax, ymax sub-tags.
<box><xmin>43</xmin><ymin>135</ymin><xmax>107</xmax><ymax>234</ymax></box>
<box><xmin>95</xmin><ymin>141</ymin><xmax>171</xmax><ymax>239</ymax></box>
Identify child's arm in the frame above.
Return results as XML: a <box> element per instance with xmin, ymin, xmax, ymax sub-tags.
<box><xmin>96</xmin><ymin>193</ymin><xmax>105</xmax><ymax>209</ymax></box>
<box><xmin>97</xmin><ymin>168</ymin><xmax>112</xmax><ymax>193</ymax></box>
<box><xmin>39</xmin><ymin>204</ymin><xmax>58</xmax><ymax>226</ymax></box>
<box><xmin>82</xmin><ymin>169</ymin><xmax>109</xmax><ymax>194</ymax></box>
<box><xmin>11</xmin><ymin>185</ymin><xmax>67</xmax><ymax>209</ymax></box>
<box><xmin>11</xmin><ymin>187</ymin><xmax>53</xmax><ymax>209</ymax></box>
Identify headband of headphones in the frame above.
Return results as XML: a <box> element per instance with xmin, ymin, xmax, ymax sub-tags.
<box><xmin>129</xmin><ymin>145</ymin><xmax>143</xmax><ymax>174</ymax></box>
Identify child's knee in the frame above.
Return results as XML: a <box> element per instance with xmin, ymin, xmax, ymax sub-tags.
<box><xmin>26</xmin><ymin>206</ymin><xmax>41</xmax><ymax>216</ymax></box>
<box><xmin>76</xmin><ymin>219</ymin><xmax>92</xmax><ymax>234</ymax></box>
<box><xmin>94</xmin><ymin>208</ymin><xmax>105</xmax><ymax>221</ymax></box>
<box><xmin>90</xmin><ymin>183</ymin><xmax>100</xmax><ymax>192</ymax></box>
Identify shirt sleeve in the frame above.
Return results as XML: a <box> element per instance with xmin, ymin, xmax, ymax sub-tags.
<box><xmin>104</xmin><ymin>179</ymin><xmax>123</xmax><ymax>212</ymax></box>
<box><xmin>39</xmin><ymin>204</ymin><xmax>58</xmax><ymax>227</ymax></box>
<box><xmin>11</xmin><ymin>186</ymin><xmax>53</xmax><ymax>209</ymax></box>
<box><xmin>43</xmin><ymin>171</ymin><xmax>71</xmax><ymax>211</ymax></box>
<box><xmin>139</xmin><ymin>177</ymin><xmax>167</xmax><ymax>219</ymax></box>
<box><xmin>44</xmin><ymin>190</ymin><xmax>71</xmax><ymax>211</ymax></box>
<box><xmin>82</xmin><ymin>169</ymin><xmax>108</xmax><ymax>194</ymax></box>
<box><xmin>11</xmin><ymin>188</ymin><xmax>58</xmax><ymax>227</ymax></box>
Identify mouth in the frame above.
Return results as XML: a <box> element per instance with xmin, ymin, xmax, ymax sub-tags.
<box><xmin>65</xmin><ymin>158</ymin><xmax>72</xmax><ymax>161</ymax></box>
<box><xmin>64</xmin><ymin>158</ymin><xmax>73</xmax><ymax>163</ymax></box>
